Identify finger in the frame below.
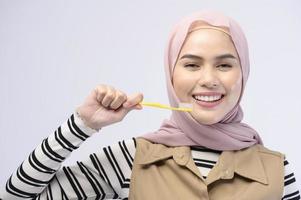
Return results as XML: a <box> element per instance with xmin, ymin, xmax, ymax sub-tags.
<box><xmin>110</xmin><ymin>90</ymin><xmax>127</xmax><ymax>109</ymax></box>
<box><xmin>133</xmin><ymin>104</ymin><xmax>143</xmax><ymax>110</ymax></box>
<box><xmin>102</xmin><ymin>86</ymin><xmax>116</xmax><ymax>108</ymax></box>
<box><xmin>117</xmin><ymin>94</ymin><xmax>143</xmax><ymax>118</ymax></box>
<box><xmin>123</xmin><ymin>93</ymin><xmax>143</xmax><ymax>108</ymax></box>
<box><xmin>118</xmin><ymin>96</ymin><xmax>143</xmax><ymax>118</ymax></box>
<box><xmin>95</xmin><ymin>85</ymin><xmax>107</xmax><ymax>102</ymax></box>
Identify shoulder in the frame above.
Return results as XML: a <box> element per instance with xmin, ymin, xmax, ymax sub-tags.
<box><xmin>253</xmin><ymin>146</ymin><xmax>300</xmax><ymax>198</ymax></box>
<box><xmin>134</xmin><ymin>137</ymin><xmax>154</xmax><ymax>149</ymax></box>
<box><xmin>100</xmin><ymin>137</ymin><xmax>137</xmax><ymax>159</ymax></box>
<box><xmin>252</xmin><ymin>145</ymin><xmax>286</xmax><ymax>171</ymax></box>
<box><xmin>238</xmin><ymin>145</ymin><xmax>285</xmax><ymax>175</ymax></box>
<box><xmin>86</xmin><ymin>137</ymin><xmax>137</xmax><ymax>174</ymax></box>
<box><xmin>255</xmin><ymin>144</ymin><xmax>285</xmax><ymax>159</ymax></box>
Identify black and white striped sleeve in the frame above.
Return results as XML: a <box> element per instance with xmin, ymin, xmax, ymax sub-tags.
<box><xmin>282</xmin><ymin>159</ymin><xmax>300</xmax><ymax>200</ymax></box>
<box><xmin>0</xmin><ymin>112</ymin><xmax>102</xmax><ymax>199</ymax></box>
<box><xmin>41</xmin><ymin>137</ymin><xmax>136</xmax><ymax>199</ymax></box>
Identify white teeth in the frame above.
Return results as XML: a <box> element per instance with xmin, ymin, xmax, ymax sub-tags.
<box><xmin>194</xmin><ymin>95</ymin><xmax>222</xmax><ymax>102</ymax></box>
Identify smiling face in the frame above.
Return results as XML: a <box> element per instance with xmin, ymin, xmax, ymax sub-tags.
<box><xmin>172</xmin><ymin>26</ymin><xmax>242</xmax><ymax>125</ymax></box>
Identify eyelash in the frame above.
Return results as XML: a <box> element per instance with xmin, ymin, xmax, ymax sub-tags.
<box><xmin>184</xmin><ymin>64</ymin><xmax>232</xmax><ymax>69</ymax></box>
<box><xmin>184</xmin><ymin>64</ymin><xmax>199</xmax><ymax>68</ymax></box>
<box><xmin>217</xmin><ymin>64</ymin><xmax>232</xmax><ymax>69</ymax></box>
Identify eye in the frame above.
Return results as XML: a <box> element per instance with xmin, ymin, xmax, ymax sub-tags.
<box><xmin>217</xmin><ymin>64</ymin><xmax>232</xmax><ymax>70</ymax></box>
<box><xmin>184</xmin><ymin>64</ymin><xmax>199</xmax><ymax>68</ymax></box>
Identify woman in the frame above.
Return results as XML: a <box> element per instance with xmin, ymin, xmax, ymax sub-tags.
<box><xmin>1</xmin><ymin>10</ymin><xmax>299</xmax><ymax>200</ymax></box>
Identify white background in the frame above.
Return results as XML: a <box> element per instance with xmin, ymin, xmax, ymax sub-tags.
<box><xmin>0</xmin><ymin>0</ymin><xmax>300</xmax><ymax>188</ymax></box>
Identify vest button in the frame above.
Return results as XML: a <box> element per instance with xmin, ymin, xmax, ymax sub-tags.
<box><xmin>174</xmin><ymin>153</ymin><xmax>184</xmax><ymax>160</ymax></box>
<box><xmin>173</xmin><ymin>147</ymin><xmax>189</xmax><ymax>166</ymax></box>
<box><xmin>178</xmin><ymin>154</ymin><xmax>184</xmax><ymax>159</ymax></box>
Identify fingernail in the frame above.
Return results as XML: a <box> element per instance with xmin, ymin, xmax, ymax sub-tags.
<box><xmin>136</xmin><ymin>104</ymin><xmax>143</xmax><ymax>109</ymax></box>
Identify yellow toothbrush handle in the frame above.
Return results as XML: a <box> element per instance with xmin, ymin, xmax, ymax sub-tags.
<box><xmin>140</xmin><ymin>102</ymin><xmax>192</xmax><ymax>112</ymax></box>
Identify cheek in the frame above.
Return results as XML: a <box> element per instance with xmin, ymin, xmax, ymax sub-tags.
<box><xmin>225</xmin><ymin>73</ymin><xmax>242</xmax><ymax>104</ymax></box>
<box><xmin>173</xmin><ymin>78</ymin><xmax>190</xmax><ymax>99</ymax></box>
<box><xmin>230</xmin><ymin>76</ymin><xmax>242</xmax><ymax>93</ymax></box>
<box><xmin>173</xmin><ymin>73</ymin><xmax>196</xmax><ymax>101</ymax></box>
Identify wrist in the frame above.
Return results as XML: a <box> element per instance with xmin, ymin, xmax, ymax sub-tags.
<box><xmin>75</xmin><ymin>109</ymin><xmax>100</xmax><ymax>133</ymax></box>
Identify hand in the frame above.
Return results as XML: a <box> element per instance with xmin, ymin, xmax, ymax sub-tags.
<box><xmin>76</xmin><ymin>84</ymin><xmax>143</xmax><ymax>130</ymax></box>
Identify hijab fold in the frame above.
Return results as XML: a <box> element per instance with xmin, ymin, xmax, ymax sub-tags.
<box><xmin>139</xmin><ymin>10</ymin><xmax>263</xmax><ymax>150</ymax></box>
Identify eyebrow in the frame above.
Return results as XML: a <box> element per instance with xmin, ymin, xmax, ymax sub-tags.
<box><xmin>180</xmin><ymin>53</ymin><xmax>237</xmax><ymax>61</ymax></box>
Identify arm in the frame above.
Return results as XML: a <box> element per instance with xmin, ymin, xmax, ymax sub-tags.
<box><xmin>1</xmin><ymin>112</ymin><xmax>137</xmax><ymax>199</ymax></box>
<box><xmin>1</xmin><ymin>84</ymin><xmax>143</xmax><ymax>199</ymax></box>
<box><xmin>1</xmin><ymin>112</ymin><xmax>99</xmax><ymax>199</ymax></box>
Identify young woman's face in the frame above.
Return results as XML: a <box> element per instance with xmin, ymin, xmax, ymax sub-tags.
<box><xmin>172</xmin><ymin>28</ymin><xmax>242</xmax><ymax>125</ymax></box>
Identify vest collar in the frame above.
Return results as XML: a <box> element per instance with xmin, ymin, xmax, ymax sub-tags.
<box><xmin>206</xmin><ymin>145</ymin><xmax>268</xmax><ymax>185</ymax></box>
<box><xmin>136</xmin><ymin>140</ymin><xmax>268</xmax><ymax>185</ymax></box>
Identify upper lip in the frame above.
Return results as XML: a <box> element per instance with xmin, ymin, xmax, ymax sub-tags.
<box><xmin>192</xmin><ymin>92</ymin><xmax>225</xmax><ymax>96</ymax></box>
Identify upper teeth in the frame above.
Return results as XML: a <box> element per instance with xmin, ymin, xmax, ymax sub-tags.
<box><xmin>194</xmin><ymin>95</ymin><xmax>222</xmax><ymax>102</ymax></box>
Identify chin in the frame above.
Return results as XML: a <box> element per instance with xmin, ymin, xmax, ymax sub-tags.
<box><xmin>190</xmin><ymin>113</ymin><xmax>220</xmax><ymax>125</ymax></box>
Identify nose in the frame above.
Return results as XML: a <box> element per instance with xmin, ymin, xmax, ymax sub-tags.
<box><xmin>197</xmin><ymin>67</ymin><xmax>220</xmax><ymax>89</ymax></box>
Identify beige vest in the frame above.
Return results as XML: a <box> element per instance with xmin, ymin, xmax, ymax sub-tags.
<box><xmin>129</xmin><ymin>138</ymin><xmax>284</xmax><ymax>200</ymax></box>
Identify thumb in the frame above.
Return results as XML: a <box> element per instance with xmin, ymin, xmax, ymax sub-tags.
<box><xmin>123</xmin><ymin>92</ymin><xmax>144</xmax><ymax>109</ymax></box>
<box><xmin>118</xmin><ymin>93</ymin><xmax>143</xmax><ymax>117</ymax></box>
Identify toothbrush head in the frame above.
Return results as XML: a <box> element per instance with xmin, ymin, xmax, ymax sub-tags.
<box><xmin>178</xmin><ymin>103</ymin><xmax>193</xmax><ymax>112</ymax></box>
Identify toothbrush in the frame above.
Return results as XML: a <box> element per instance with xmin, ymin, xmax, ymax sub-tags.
<box><xmin>139</xmin><ymin>102</ymin><xmax>192</xmax><ymax>112</ymax></box>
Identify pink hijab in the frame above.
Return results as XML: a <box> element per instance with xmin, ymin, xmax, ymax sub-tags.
<box><xmin>138</xmin><ymin>10</ymin><xmax>263</xmax><ymax>150</ymax></box>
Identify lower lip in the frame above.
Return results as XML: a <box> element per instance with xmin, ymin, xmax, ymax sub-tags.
<box><xmin>194</xmin><ymin>96</ymin><xmax>224</xmax><ymax>108</ymax></box>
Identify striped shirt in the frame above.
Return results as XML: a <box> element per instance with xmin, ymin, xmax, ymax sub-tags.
<box><xmin>1</xmin><ymin>113</ymin><xmax>300</xmax><ymax>200</ymax></box>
